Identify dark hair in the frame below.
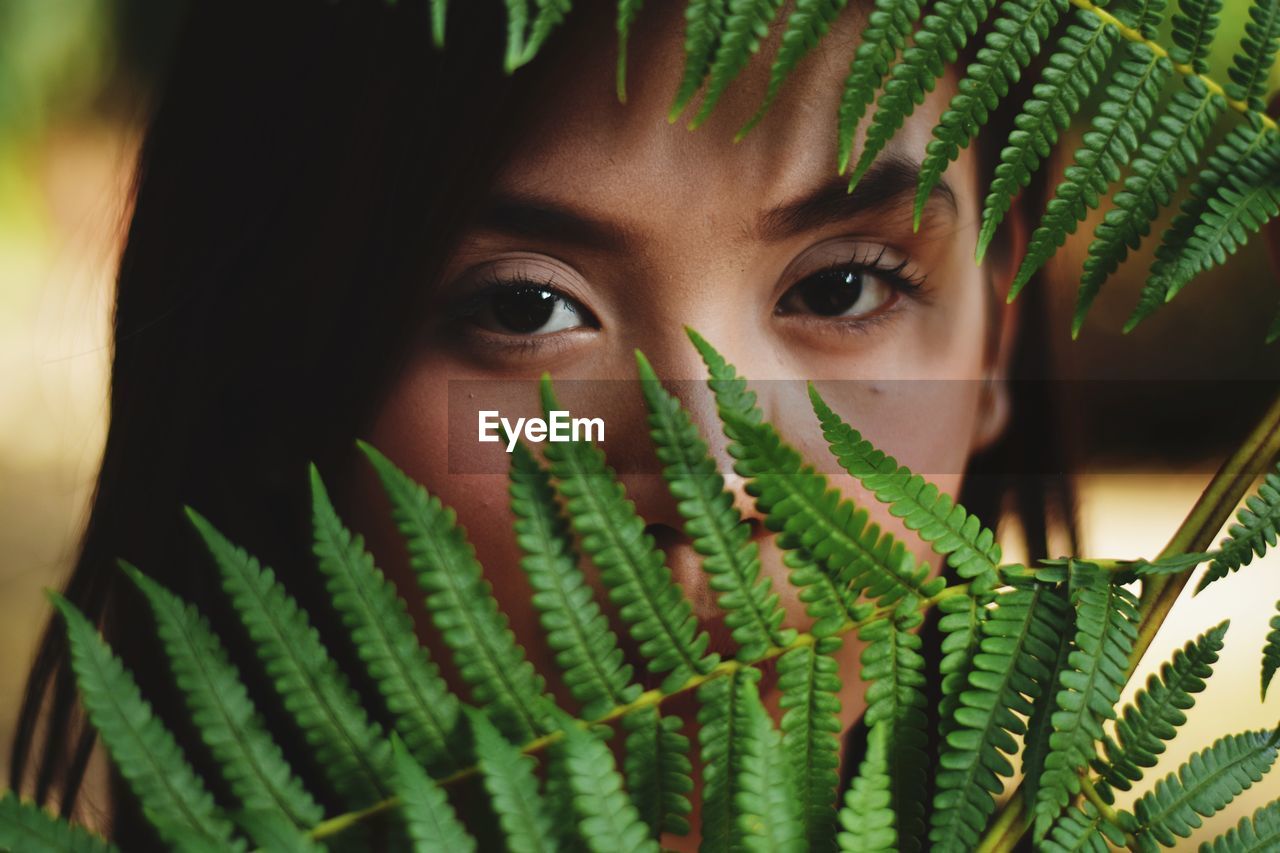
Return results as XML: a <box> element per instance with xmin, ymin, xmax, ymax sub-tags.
<box><xmin>10</xmin><ymin>2</ymin><xmax>1075</xmax><ymax>845</ymax></box>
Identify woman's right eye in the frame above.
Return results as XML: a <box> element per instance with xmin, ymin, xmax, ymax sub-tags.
<box><xmin>463</xmin><ymin>284</ymin><xmax>594</xmax><ymax>336</ymax></box>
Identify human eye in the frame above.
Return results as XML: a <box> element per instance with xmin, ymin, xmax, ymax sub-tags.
<box><xmin>448</xmin><ymin>262</ymin><xmax>598</xmax><ymax>339</ymax></box>
<box><xmin>775</xmin><ymin>243</ymin><xmax>926</xmax><ymax>325</ymax></box>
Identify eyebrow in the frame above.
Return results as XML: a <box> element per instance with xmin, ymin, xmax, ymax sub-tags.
<box><xmin>473</xmin><ymin>154</ymin><xmax>955</xmax><ymax>250</ymax></box>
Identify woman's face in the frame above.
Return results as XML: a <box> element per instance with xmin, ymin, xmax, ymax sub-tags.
<box><xmin>350</xmin><ymin>0</ymin><xmax>1019</xmax><ymax>827</ymax></box>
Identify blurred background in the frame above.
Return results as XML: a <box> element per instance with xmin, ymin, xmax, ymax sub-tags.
<box><xmin>0</xmin><ymin>0</ymin><xmax>1277</xmax><ymax>845</ymax></box>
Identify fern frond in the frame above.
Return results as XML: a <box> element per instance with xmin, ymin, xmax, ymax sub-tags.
<box><xmin>49</xmin><ymin>593</ymin><xmax>241</xmax><ymax>851</ymax></box>
<box><xmin>1127</xmin><ymin>121</ymin><xmax>1271</xmax><ymax>331</ymax></box>
<box><xmin>616</xmin><ymin>0</ymin><xmax>645</xmax><ymax>101</ymax></box>
<box><xmin>834</xmin><ymin>0</ymin><xmax>924</xmax><ymax>172</ymax></box>
<box><xmin>811</xmin><ymin>384</ymin><xmax>1003</xmax><ymax>594</ymax></box>
<box><xmin>621</xmin><ymin>706</ymin><xmax>693</xmax><ymax>837</ymax></box>
<box><xmin>669</xmin><ymin>0</ymin><xmax>732</xmax><ymax>121</ymax></box>
<box><xmin>1127</xmin><ymin>140</ymin><xmax>1280</xmax><ymax>325</ymax></box>
<box><xmin>638</xmin><ymin>351</ymin><xmax>793</xmax><ymax>660</ymax></box>
<box><xmin>913</xmin><ymin>0</ymin><xmax>1071</xmax><ymax>230</ymax></box>
<box><xmin>1010</xmin><ymin>41</ymin><xmax>1171</xmax><ymax>300</ymax></box>
<box><xmin>1131</xmin><ymin>730</ymin><xmax>1279</xmax><ymax>850</ymax></box>
<box><xmin>929</xmin><ymin>582</ymin><xmax>1070</xmax><ymax>853</ymax></box>
<box><xmin>848</xmin><ymin>0</ymin><xmax>1000</xmax><ymax>188</ymax></box>
<box><xmin>698</xmin><ymin>667</ymin><xmax>755</xmax><ymax>851</ymax></box>
<box><xmin>310</xmin><ymin>466</ymin><xmax>463</xmax><ymax>773</ymax></box>
<box><xmin>1196</xmin><ymin>463</ymin><xmax>1280</xmax><ymax>593</ymax></box>
<box><xmin>778</xmin><ymin>637</ymin><xmax>844</xmax><ymax>849</ymax></box>
<box><xmin>733</xmin><ymin>671</ymin><xmax>805</xmax><ymax>851</ymax></box>
<box><xmin>1118</xmin><ymin>0</ymin><xmax>1171</xmax><ymax>37</ymax></box>
<box><xmin>1041</xmin><ymin>802</ymin><xmax>1129</xmax><ymax>853</ymax></box>
<box><xmin>937</xmin><ymin>592</ymin><xmax>989</xmax><ymax>743</ymax></box>
<box><xmin>237</xmin><ymin>811</ymin><xmax>327</xmax><ymax>852</ymax></box>
<box><xmin>187</xmin><ymin>508</ymin><xmax>393</xmax><ymax>806</ymax></box>
<box><xmin>739</xmin><ymin>0</ymin><xmax>850</xmax><ymax>140</ymax></box>
<box><xmin>1200</xmin><ymin>798</ymin><xmax>1280</xmax><ymax>852</ymax></box>
<box><xmin>469</xmin><ymin>709</ymin><xmax>558</xmax><ymax>853</ymax></box>
<box><xmin>1262</xmin><ymin>601</ymin><xmax>1280</xmax><ymax>700</ymax></box>
<box><xmin>540</xmin><ymin>377</ymin><xmax>717</xmax><ymax>693</ymax></box>
<box><xmin>1072</xmin><ymin>77</ymin><xmax>1224</xmax><ymax>334</ymax></box>
<box><xmin>0</xmin><ymin>791</ymin><xmax>118</xmax><ymax>853</ymax></box>
<box><xmin>515</xmin><ymin>0</ymin><xmax>573</xmax><ymax>69</ymax></box>
<box><xmin>689</xmin><ymin>0</ymin><xmax>786</xmax><ymax>129</ymax></box>
<box><xmin>360</xmin><ymin>442</ymin><xmax>555</xmax><ymax>744</ymax></box>
<box><xmin>1225</xmin><ymin>0</ymin><xmax>1280</xmax><ymax>109</ymax></box>
<box><xmin>509</xmin><ymin>442</ymin><xmax>639</xmax><ymax>719</ymax></box>
<box><xmin>560</xmin><ymin>719</ymin><xmax>660</xmax><ymax>853</ymax></box>
<box><xmin>836</xmin><ymin>722</ymin><xmax>897</xmax><ymax>851</ymax></box>
<box><xmin>976</xmin><ymin>10</ymin><xmax>1118</xmax><ymax>259</ymax></box>
<box><xmin>861</xmin><ymin>613</ymin><xmax>929</xmax><ymax>851</ymax></box>
<box><xmin>1094</xmin><ymin>620</ymin><xmax>1228</xmax><ymax>793</ymax></box>
<box><xmin>783</xmin><ymin>544</ymin><xmax>874</xmax><ymax>636</ymax></box>
<box><xmin>120</xmin><ymin>563</ymin><xmax>323</xmax><ymax>828</ymax></box>
<box><xmin>503</xmin><ymin>0</ymin><xmax>530</xmax><ymax>73</ymax></box>
<box><xmin>1020</xmin><ymin>591</ymin><xmax>1074</xmax><ymax>807</ymax></box>
<box><xmin>1168</xmin><ymin>0</ymin><xmax>1224</xmax><ymax>73</ymax></box>
<box><xmin>1034</xmin><ymin>561</ymin><xmax>1141</xmax><ymax>839</ymax></box>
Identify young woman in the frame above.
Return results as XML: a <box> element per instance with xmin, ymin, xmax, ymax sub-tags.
<box><xmin>10</xmin><ymin>0</ymin><xmax>1074</xmax><ymax>847</ymax></box>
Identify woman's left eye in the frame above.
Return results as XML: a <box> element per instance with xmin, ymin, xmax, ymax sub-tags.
<box><xmin>465</xmin><ymin>285</ymin><xmax>592</xmax><ymax>335</ymax></box>
<box><xmin>776</xmin><ymin>268</ymin><xmax>898</xmax><ymax>320</ymax></box>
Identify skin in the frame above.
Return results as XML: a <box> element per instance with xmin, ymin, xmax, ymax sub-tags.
<box><xmin>346</xmin><ymin>2</ymin><xmax>1025</xmax><ymax>845</ymax></box>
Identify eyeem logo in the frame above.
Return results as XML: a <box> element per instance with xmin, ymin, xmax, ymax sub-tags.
<box><xmin>478</xmin><ymin>410</ymin><xmax>605</xmax><ymax>453</ymax></box>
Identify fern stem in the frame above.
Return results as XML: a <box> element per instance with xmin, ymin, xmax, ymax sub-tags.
<box><xmin>1078</xmin><ymin>774</ymin><xmax>1134</xmax><ymax>845</ymax></box>
<box><xmin>978</xmin><ymin>389</ymin><xmax>1280</xmax><ymax>853</ymax></box>
<box><xmin>306</xmin><ymin>581</ymin><xmax>971</xmax><ymax>842</ymax></box>
<box><xmin>1065</xmin><ymin>0</ymin><xmax>1278</xmax><ymax>133</ymax></box>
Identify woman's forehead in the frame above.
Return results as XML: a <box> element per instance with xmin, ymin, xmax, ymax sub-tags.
<box><xmin>490</xmin><ymin>2</ymin><xmax>966</xmax><ymax>232</ymax></box>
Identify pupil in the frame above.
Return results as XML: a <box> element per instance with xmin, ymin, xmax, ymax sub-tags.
<box><xmin>801</xmin><ymin>270</ymin><xmax>864</xmax><ymax>316</ymax></box>
<box><xmin>493</xmin><ymin>286</ymin><xmax>557</xmax><ymax>333</ymax></box>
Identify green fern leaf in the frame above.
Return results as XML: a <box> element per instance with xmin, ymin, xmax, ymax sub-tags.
<box><xmin>847</xmin><ymin>0</ymin><xmax>1000</xmax><ymax>188</ymax></box>
<box><xmin>1010</xmin><ymin>41</ymin><xmax>1171</xmax><ymax>300</ymax></box>
<box><xmin>621</xmin><ymin>706</ymin><xmax>692</xmax><ymax>837</ymax></box>
<box><xmin>1196</xmin><ymin>463</ymin><xmax>1280</xmax><ymax>592</ymax></box>
<box><xmin>360</xmin><ymin>442</ymin><xmax>556</xmax><ymax>744</ymax></box>
<box><xmin>1262</xmin><ymin>601</ymin><xmax>1280</xmax><ymax>700</ymax></box>
<box><xmin>1094</xmin><ymin>620</ymin><xmax>1228</xmax><ymax>793</ymax></box>
<box><xmin>929</xmin><ymin>582</ymin><xmax>1070</xmax><ymax>853</ymax></box>
<box><xmin>638</xmin><ymin>351</ymin><xmax>794</xmax><ymax>660</ymax></box>
<box><xmin>811</xmin><ymin>384</ymin><xmax>1003</xmax><ymax>594</ymax></box>
<box><xmin>937</xmin><ymin>592</ymin><xmax>990</xmax><ymax>744</ymax></box>
<box><xmin>861</xmin><ymin>613</ymin><xmax>929</xmax><ymax>852</ymax></box>
<box><xmin>1129</xmin><ymin>141</ymin><xmax>1280</xmax><ymax>323</ymax></box>
<box><xmin>733</xmin><ymin>671</ymin><xmax>805</xmax><ymax>852</ymax></box>
<box><xmin>0</xmin><ymin>791</ymin><xmax>118</xmax><ymax>853</ymax></box>
<box><xmin>120</xmin><ymin>563</ymin><xmax>323</xmax><ymax>828</ymax></box>
<box><xmin>49</xmin><ymin>593</ymin><xmax>241</xmax><ymax>851</ymax></box>
<box><xmin>836</xmin><ymin>722</ymin><xmax>896</xmax><ymax>851</ymax></box>
<box><xmin>504</xmin><ymin>0</ymin><xmax>530</xmax><ymax>73</ymax></box>
<box><xmin>310</xmin><ymin>466</ymin><xmax>463</xmax><ymax>773</ymax></box>
<box><xmin>542</xmin><ymin>740</ymin><xmax>588</xmax><ymax>851</ymax></box>
<box><xmin>976</xmin><ymin>10</ymin><xmax>1117</xmax><ymax>259</ymax></box>
<box><xmin>777</xmin><ymin>637</ymin><xmax>843</xmax><ymax>849</ymax></box>
<box><xmin>234</xmin><ymin>811</ymin><xmax>326</xmax><ymax>853</ymax></box>
<box><xmin>740</xmin><ymin>0</ymin><xmax>850</xmax><ymax>140</ymax></box>
<box><xmin>468</xmin><ymin>709</ymin><xmax>558</xmax><ymax>853</ymax></box>
<box><xmin>1041</xmin><ymin>802</ymin><xmax>1130</xmax><ymax>853</ymax></box>
<box><xmin>509</xmin><ymin>442</ymin><xmax>639</xmax><ymax>719</ymax></box>
<box><xmin>1169</xmin><ymin>0</ymin><xmax>1224</xmax><ymax>73</ymax></box>
<box><xmin>1200</xmin><ymin>798</ymin><xmax>1280</xmax><ymax>852</ymax></box>
<box><xmin>834</xmin><ymin>0</ymin><xmax>925</xmax><ymax>173</ymax></box>
<box><xmin>698</xmin><ymin>667</ymin><xmax>755</xmax><ymax>851</ymax></box>
<box><xmin>1118</xmin><ymin>0</ymin><xmax>1172</xmax><ymax>37</ymax></box>
<box><xmin>1019</xmin><ymin>589</ymin><xmax>1074</xmax><ymax>808</ymax></box>
<box><xmin>514</xmin><ymin>0</ymin><xmax>573</xmax><ymax>69</ymax></box>
<box><xmin>430</xmin><ymin>0</ymin><xmax>448</xmax><ymax>48</ymax></box>
<box><xmin>615</xmin><ymin>0</ymin><xmax>645</xmax><ymax>102</ymax></box>
<box><xmin>1132</xmin><ymin>730</ymin><xmax>1279</xmax><ymax>850</ymax></box>
<box><xmin>1073</xmin><ymin>77</ymin><xmax>1223</xmax><ymax>334</ymax></box>
<box><xmin>540</xmin><ymin>377</ymin><xmax>718</xmax><ymax>693</ymax></box>
<box><xmin>187</xmin><ymin>508</ymin><xmax>393</xmax><ymax>806</ymax></box>
<box><xmin>1128</xmin><ymin>121</ymin><xmax>1272</xmax><ymax>331</ymax></box>
<box><xmin>1034</xmin><ymin>561</ymin><xmax>1141</xmax><ymax>839</ymax></box>
<box><xmin>689</xmin><ymin>0</ymin><xmax>786</xmax><ymax>129</ymax></box>
<box><xmin>1226</xmin><ymin>0</ymin><xmax>1280</xmax><ymax>108</ymax></box>
<box><xmin>560</xmin><ymin>719</ymin><xmax>659</xmax><ymax>853</ymax></box>
<box><xmin>669</xmin><ymin>0</ymin><xmax>731</xmax><ymax>121</ymax></box>
<box><xmin>913</xmin><ymin>0</ymin><xmax>1070</xmax><ymax>230</ymax></box>
<box><xmin>783</xmin><ymin>545</ymin><xmax>874</xmax><ymax>637</ymax></box>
